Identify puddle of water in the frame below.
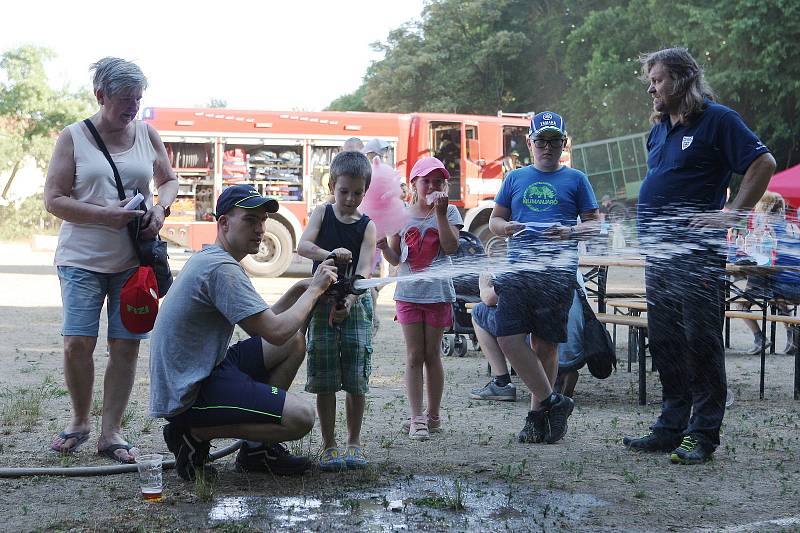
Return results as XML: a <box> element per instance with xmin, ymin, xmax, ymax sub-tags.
<box><xmin>205</xmin><ymin>474</ymin><xmax>607</xmax><ymax>530</ymax></box>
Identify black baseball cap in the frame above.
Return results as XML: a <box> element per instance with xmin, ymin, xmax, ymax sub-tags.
<box><xmin>215</xmin><ymin>184</ymin><xmax>279</xmax><ymax>218</ymax></box>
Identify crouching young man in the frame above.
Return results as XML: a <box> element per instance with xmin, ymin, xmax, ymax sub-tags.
<box><xmin>149</xmin><ymin>185</ymin><xmax>337</xmax><ymax>480</ymax></box>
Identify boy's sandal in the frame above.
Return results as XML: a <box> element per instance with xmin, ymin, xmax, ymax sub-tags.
<box><xmin>344</xmin><ymin>445</ymin><xmax>368</xmax><ymax>469</ymax></box>
<box><xmin>319</xmin><ymin>446</ymin><xmax>346</xmax><ymax>472</ymax></box>
<box><xmin>408</xmin><ymin>417</ymin><xmax>430</xmax><ymax>440</ymax></box>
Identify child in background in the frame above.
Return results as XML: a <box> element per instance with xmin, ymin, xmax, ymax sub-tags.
<box><xmin>297</xmin><ymin>151</ymin><xmax>377</xmax><ymax>470</ymax></box>
<box><xmin>738</xmin><ymin>192</ymin><xmax>800</xmax><ymax>355</ymax></box>
<box><xmin>378</xmin><ymin>157</ymin><xmax>462</xmax><ymax>439</ymax></box>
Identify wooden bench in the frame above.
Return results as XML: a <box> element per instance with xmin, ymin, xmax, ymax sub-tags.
<box><xmin>596</xmin><ymin>313</ymin><xmax>649</xmax><ymax>405</ymax></box>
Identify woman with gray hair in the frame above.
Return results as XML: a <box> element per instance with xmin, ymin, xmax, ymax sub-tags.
<box><xmin>44</xmin><ymin>57</ymin><xmax>178</xmax><ymax>463</ymax></box>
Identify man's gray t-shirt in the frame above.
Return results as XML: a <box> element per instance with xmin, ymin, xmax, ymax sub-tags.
<box><xmin>149</xmin><ymin>245</ymin><xmax>268</xmax><ymax>418</ymax></box>
<box><xmin>394</xmin><ymin>204</ymin><xmax>463</xmax><ymax>303</ymax></box>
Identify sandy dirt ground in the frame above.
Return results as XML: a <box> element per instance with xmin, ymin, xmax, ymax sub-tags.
<box><xmin>0</xmin><ymin>242</ymin><xmax>798</xmax><ymax>532</ymax></box>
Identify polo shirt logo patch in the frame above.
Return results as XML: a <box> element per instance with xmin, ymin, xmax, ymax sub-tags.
<box><xmin>681</xmin><ymin>136</ymin><xmax>694</xmax><ymax>150</ymax></box>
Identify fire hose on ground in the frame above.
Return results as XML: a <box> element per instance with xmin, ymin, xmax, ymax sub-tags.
<box><xmin>0</xmin><ymin>440</ymin><xmax>243</xmax><ymax>478</ymax></box>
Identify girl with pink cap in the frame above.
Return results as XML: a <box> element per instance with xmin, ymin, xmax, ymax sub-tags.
<box><xmin>377</xmin><ymin>157</ymin><xmax>463</xmax><ymax>439</ymax></box>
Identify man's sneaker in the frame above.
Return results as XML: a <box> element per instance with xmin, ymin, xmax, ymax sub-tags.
<box><xmin>163</xmin><ymin>423</ymin><xmax>214</xmax><ymax>481</ymax></box>
<box><xmin>623</xmin><ymin>432</ymin><xmax>682</xmax><ymax>453</ymax></box>
<box><xmin>746</xmin><ymin>337</ymin><xmax>771</xmax><ymax>355</ymax></box>
<box><xmin>518</xmin><ymin>409</ymin><xmax>548</xmax><ymax>443</ymax></box>
<box><xmin>344</xmin><ymin>445</ymin><xmax>368</xmax><ymax>469</ymax></box>
<box><xmin>470</xmin><ymin>381</ymin><xmax>516</xmax><ymax>401</ymax></box>
<box><xmin>235</xmin><ymin>442</ymin><xmax>311</xmax><ymax>476</ymax></box>
<box><xmin>670</xmin><ymin>436</ymin><xmax>713</xmax><ymax>464</ymax></box>
<box><xmin>318</xmin><ymin>447</ymin><xmax>346</xmax><ymax>472</ymax></box>
<box><xmin>544</xmin><ymin>393</ymin><xmax>574</xmax><ymax>444</ymax></box>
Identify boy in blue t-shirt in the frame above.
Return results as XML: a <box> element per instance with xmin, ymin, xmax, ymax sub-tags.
<box><xmin>470</xmin><ymin>111</ymin><xmax>599</xmax><ymax>445</ymax></box>
<box><xmin>297</xmin><ymin>151</ymin><xmax>377</xmax><ymax>471</ymax></box>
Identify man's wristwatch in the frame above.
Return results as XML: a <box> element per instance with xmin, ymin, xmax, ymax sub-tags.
<box><xmin>568</xmin><ymin>226</ymin><xmax>576</xmax><ymax>239</ymax></box>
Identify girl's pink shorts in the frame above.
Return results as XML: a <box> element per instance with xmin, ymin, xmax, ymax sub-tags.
<box><xmin>395</xmin><ymin>300</ymin><xmax>453</xmax><ymax>328</ymax></box>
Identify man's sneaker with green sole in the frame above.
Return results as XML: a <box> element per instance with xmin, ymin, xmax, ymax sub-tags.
<box><xmin>623</xmin><ymin>432</ymin><xmax>682</xmax><ymax>453</ymax></box>
<box><xmin>670</xmin><ymin>436</ymin><xmax>713</xmax><ymax>464</ymax></box>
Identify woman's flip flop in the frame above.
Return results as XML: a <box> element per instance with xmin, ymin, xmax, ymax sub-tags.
<box><xmin>50</xmin><ymin>431</ymin><xmax>90</xmax><ymax>453</ymax></box>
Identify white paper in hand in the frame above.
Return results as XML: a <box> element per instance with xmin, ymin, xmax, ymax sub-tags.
<box><xmin>124</xmin><ymin>193</ymin><xmax>144</xmax><ymax>210</ymax></box>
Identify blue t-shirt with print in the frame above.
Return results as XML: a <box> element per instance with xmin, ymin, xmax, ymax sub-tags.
<box><xmin>495</xmin><ymin>165</ymin><xmax>598</xmax><ymax>265</ymax></box>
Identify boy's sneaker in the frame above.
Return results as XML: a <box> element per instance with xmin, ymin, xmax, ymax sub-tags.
<box><xmin>518</xmin><ymin>409</ymin><xmax>548</xmax><ymax>443</ymax></box>
<box><xmin>318</xmin><ymin>447</ymin><xmax>346</xmax><ymax>472</ymax></box>
<box><xmin>163</xmin><ymin>423</ymin><xmax>214</xmax><ymax>481</ymax></box>
<box><xmin>344</xmin><ymin>445</ymin><xmax>368</xmax><ymax>469</ymax></box>
<box><xmin>235</xmin><ymin>442</ymin><xmax>311</xmax><ymax>476</ymax></box>
<box><xmin>623</xmin><ymin>432</ymin><xmax>683</xmax><ymax>453</ymax></box>
<box><xmin>670</xmin><ymin>436</ymin><xmax>714</xmax><ymax>465</ymax></box>
<box><xmin>543</xmin><ymin>392</ymin><xmax>574</xmax><ymax>444</ymax></box>
<box><xmin>470</xmin><ymin>381</ymin><xmax>516</xmax><ymax>401</ymax></box>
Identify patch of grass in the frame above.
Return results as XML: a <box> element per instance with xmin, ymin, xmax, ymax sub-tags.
<box><xmin>0</xmin><ymin>376</ymin><xmax>67</xmax><ymax>430</ymax></box>
<box><xmin>194</xmin><ymin>470</ymin><xmax>215</xmax><ymax>503</ymax></box>
<box><xmin>121</xmin><ymin>402</ymin><xmax>136</xmax><ymax>429</ymax></box>
<box><xmin>342</xmin><ymin>498</ymin><xmax>361</xmax><ymax>512</ymax></box>
<box><xmin>90</xmin><ymin>390</ymin><xmax>103</xmax><ymax>418</ymax></box>
<box><xmin>413</xmin><ymin>480</ymin><xmax>466</xmax><ymax>512</ymax></box>
<box><xmin>141</xmin><ymin>416</ymin><xmax>154</xmax><ymax>434</ymax></box>
<box><xmin>623</xmin><ymin>469</ymin><xmax>640</xmax><ymax>484</ymax></box>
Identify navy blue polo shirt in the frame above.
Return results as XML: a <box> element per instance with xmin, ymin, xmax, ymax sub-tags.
<box><xmin>638</xmin><ymin>101</ymin><xmax>769</xmax><ymax>225</ymax></box>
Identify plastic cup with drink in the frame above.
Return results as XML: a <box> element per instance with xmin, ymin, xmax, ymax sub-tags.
<box><xmin>136</xmin><ymin>453</ymin><xmax>163</xmax><ymax>502</ymax></box>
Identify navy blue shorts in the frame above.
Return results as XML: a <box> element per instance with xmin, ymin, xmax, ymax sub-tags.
<box><xmin>472</xmin><ymin>269</ymin><xmax>573</xmax><ymax>343</ymax></box>
<box><xmin>168</xmin><ymin>337</ymin><xmax>286</xmax><ymax>428</ymax></box>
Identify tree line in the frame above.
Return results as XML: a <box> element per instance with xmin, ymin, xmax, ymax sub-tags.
<box><xmin>328</xmin><ymin>0</ymin><xmax>800</xmax><ymax>170</ymax></box>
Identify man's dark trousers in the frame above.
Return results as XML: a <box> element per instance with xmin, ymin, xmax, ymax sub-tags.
<box><xmin>645</xmin><ymin>249</ymin><xmax>727</xmax><ymax>449</ymax></box>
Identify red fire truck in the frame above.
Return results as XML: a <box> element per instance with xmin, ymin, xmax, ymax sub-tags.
<box><xmin>144</xmin><ymin>107</ymin><xmax>568</xmax><ymax>276</ymax></box>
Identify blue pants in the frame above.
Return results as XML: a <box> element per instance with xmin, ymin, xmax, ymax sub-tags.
<box><xmin>645</xmin><ymin>251</ymin><xmax>727</xmax><ymax>449</ymax></box>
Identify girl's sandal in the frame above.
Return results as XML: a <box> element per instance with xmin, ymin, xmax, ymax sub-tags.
<box><xmin>408</xmin><ymin>416</ymin><xmax>430</xmax><ymax>440</ymax></box>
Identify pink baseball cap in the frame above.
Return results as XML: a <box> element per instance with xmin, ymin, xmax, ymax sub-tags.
<box><xmin>410</xmin><ymin>157</ymin><xmax>450</xmax><ymax>181</ymax></box>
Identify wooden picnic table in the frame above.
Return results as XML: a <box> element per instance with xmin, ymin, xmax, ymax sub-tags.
<box><xmin>579</xmin><ymin>254</ymin><xmax>799</xmax><ymax>400</ymax></box>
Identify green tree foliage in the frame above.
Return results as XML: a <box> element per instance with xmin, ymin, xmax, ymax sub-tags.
<box><xmin>0</xmin><ymin>193</ymin><xmax>60</xmax><ymax>239</ymax></box>
<box><xmin>326</xmin><ymin>85</ymin><xmax>372</xmax><ymax>111</ymax></box>
<box><xmin>330</xmin><ymin>0</ymin><xmax>799</xmax><ymax>168</ymax></box>
<box><xmin>0</xmin><ymin>45</ymin><xmax>94</xmax><ymax>198</ymax></box>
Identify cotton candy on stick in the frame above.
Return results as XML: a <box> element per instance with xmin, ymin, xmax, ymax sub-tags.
<box><xmin>360</xmin><ymin>156</ymin><xmax>409</xmax><ymax>238</ymax></box>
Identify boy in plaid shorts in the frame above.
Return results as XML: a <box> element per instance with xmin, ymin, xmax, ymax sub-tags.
<box><xmin>297</xmin><ymin>151</ymin><xmax>377</xmax><ymax>471</ymax></box>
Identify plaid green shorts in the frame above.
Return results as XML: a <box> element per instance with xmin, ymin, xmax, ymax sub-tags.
<box><xmin>305</xmin><ymin>291</ymin><xmax>373</xmax><ymax>395</ymax></box>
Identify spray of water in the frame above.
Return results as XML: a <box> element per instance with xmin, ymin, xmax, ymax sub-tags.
<box><xmin>352</xmin><ymin>207</ymin><xmax>800</xmax><ymax>291</ymax></box>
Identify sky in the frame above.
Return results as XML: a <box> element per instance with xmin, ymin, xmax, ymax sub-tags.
<box><xmin>2</xmin><ymin>0</ymin><xmax>426</xmax><ymax>111</ymax></box>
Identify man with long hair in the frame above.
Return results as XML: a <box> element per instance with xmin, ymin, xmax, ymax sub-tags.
<box><xmin>623</xmin><ymin>47</ymin><xmax>776</xmax><ymax>464</ymax></box>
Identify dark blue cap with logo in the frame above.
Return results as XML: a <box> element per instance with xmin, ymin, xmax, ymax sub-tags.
<box><xmin>215</xmin><ymin>184</ymin><xmax>279</xmax><ymax>218</ymax></box>
<box><xmin>529</xmin><ymin>111</ymin><xmax>566</xmax><ymax>137</ymax></box>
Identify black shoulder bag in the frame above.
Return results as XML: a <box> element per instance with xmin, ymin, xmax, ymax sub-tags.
<box><xmin>83</xmin><ymin>119</ymin><xmax>173</xmax><ymax>297</ymax></box>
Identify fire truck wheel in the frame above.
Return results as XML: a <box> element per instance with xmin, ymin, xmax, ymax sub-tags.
<box><xmin>241</xmin><ymin>219</ymin><xmax>293</xmax><ymax>277</ymax></box>
<box><xmin>473</xmin><ymin>223</ymin><xmax>506</xmax><ymax>258</ymax></box>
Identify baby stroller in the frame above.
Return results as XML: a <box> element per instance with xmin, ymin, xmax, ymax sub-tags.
<box><xmin>441</xmin><ymin>231</ymin><xmax>486</xmax><ymax>357</ymax></box>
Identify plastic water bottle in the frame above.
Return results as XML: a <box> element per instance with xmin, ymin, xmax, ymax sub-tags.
<box><xmin>744</xmin><ymin>229</ymin><xmax>760</xmax><ymax>257</ymax></box>
<box><xmin>735</xmin><ymin>231</ymin><xmax>745</xmax><ymax>254</ymax></box>
<box><xmin>761</xmin><ymin>231</ymin><xmax>777</xmax><ymax>266</ymax></box>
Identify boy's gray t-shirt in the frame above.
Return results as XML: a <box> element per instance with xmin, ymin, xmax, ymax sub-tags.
<box><xmin>149</xmin><ymin>245</ymin><xmax>268</xmax><ymax>418</ymax></box>
<box><xmin>394</xmin><ymin>204</ymin><xmax>463</xmax><ymax>303</ymax></box>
